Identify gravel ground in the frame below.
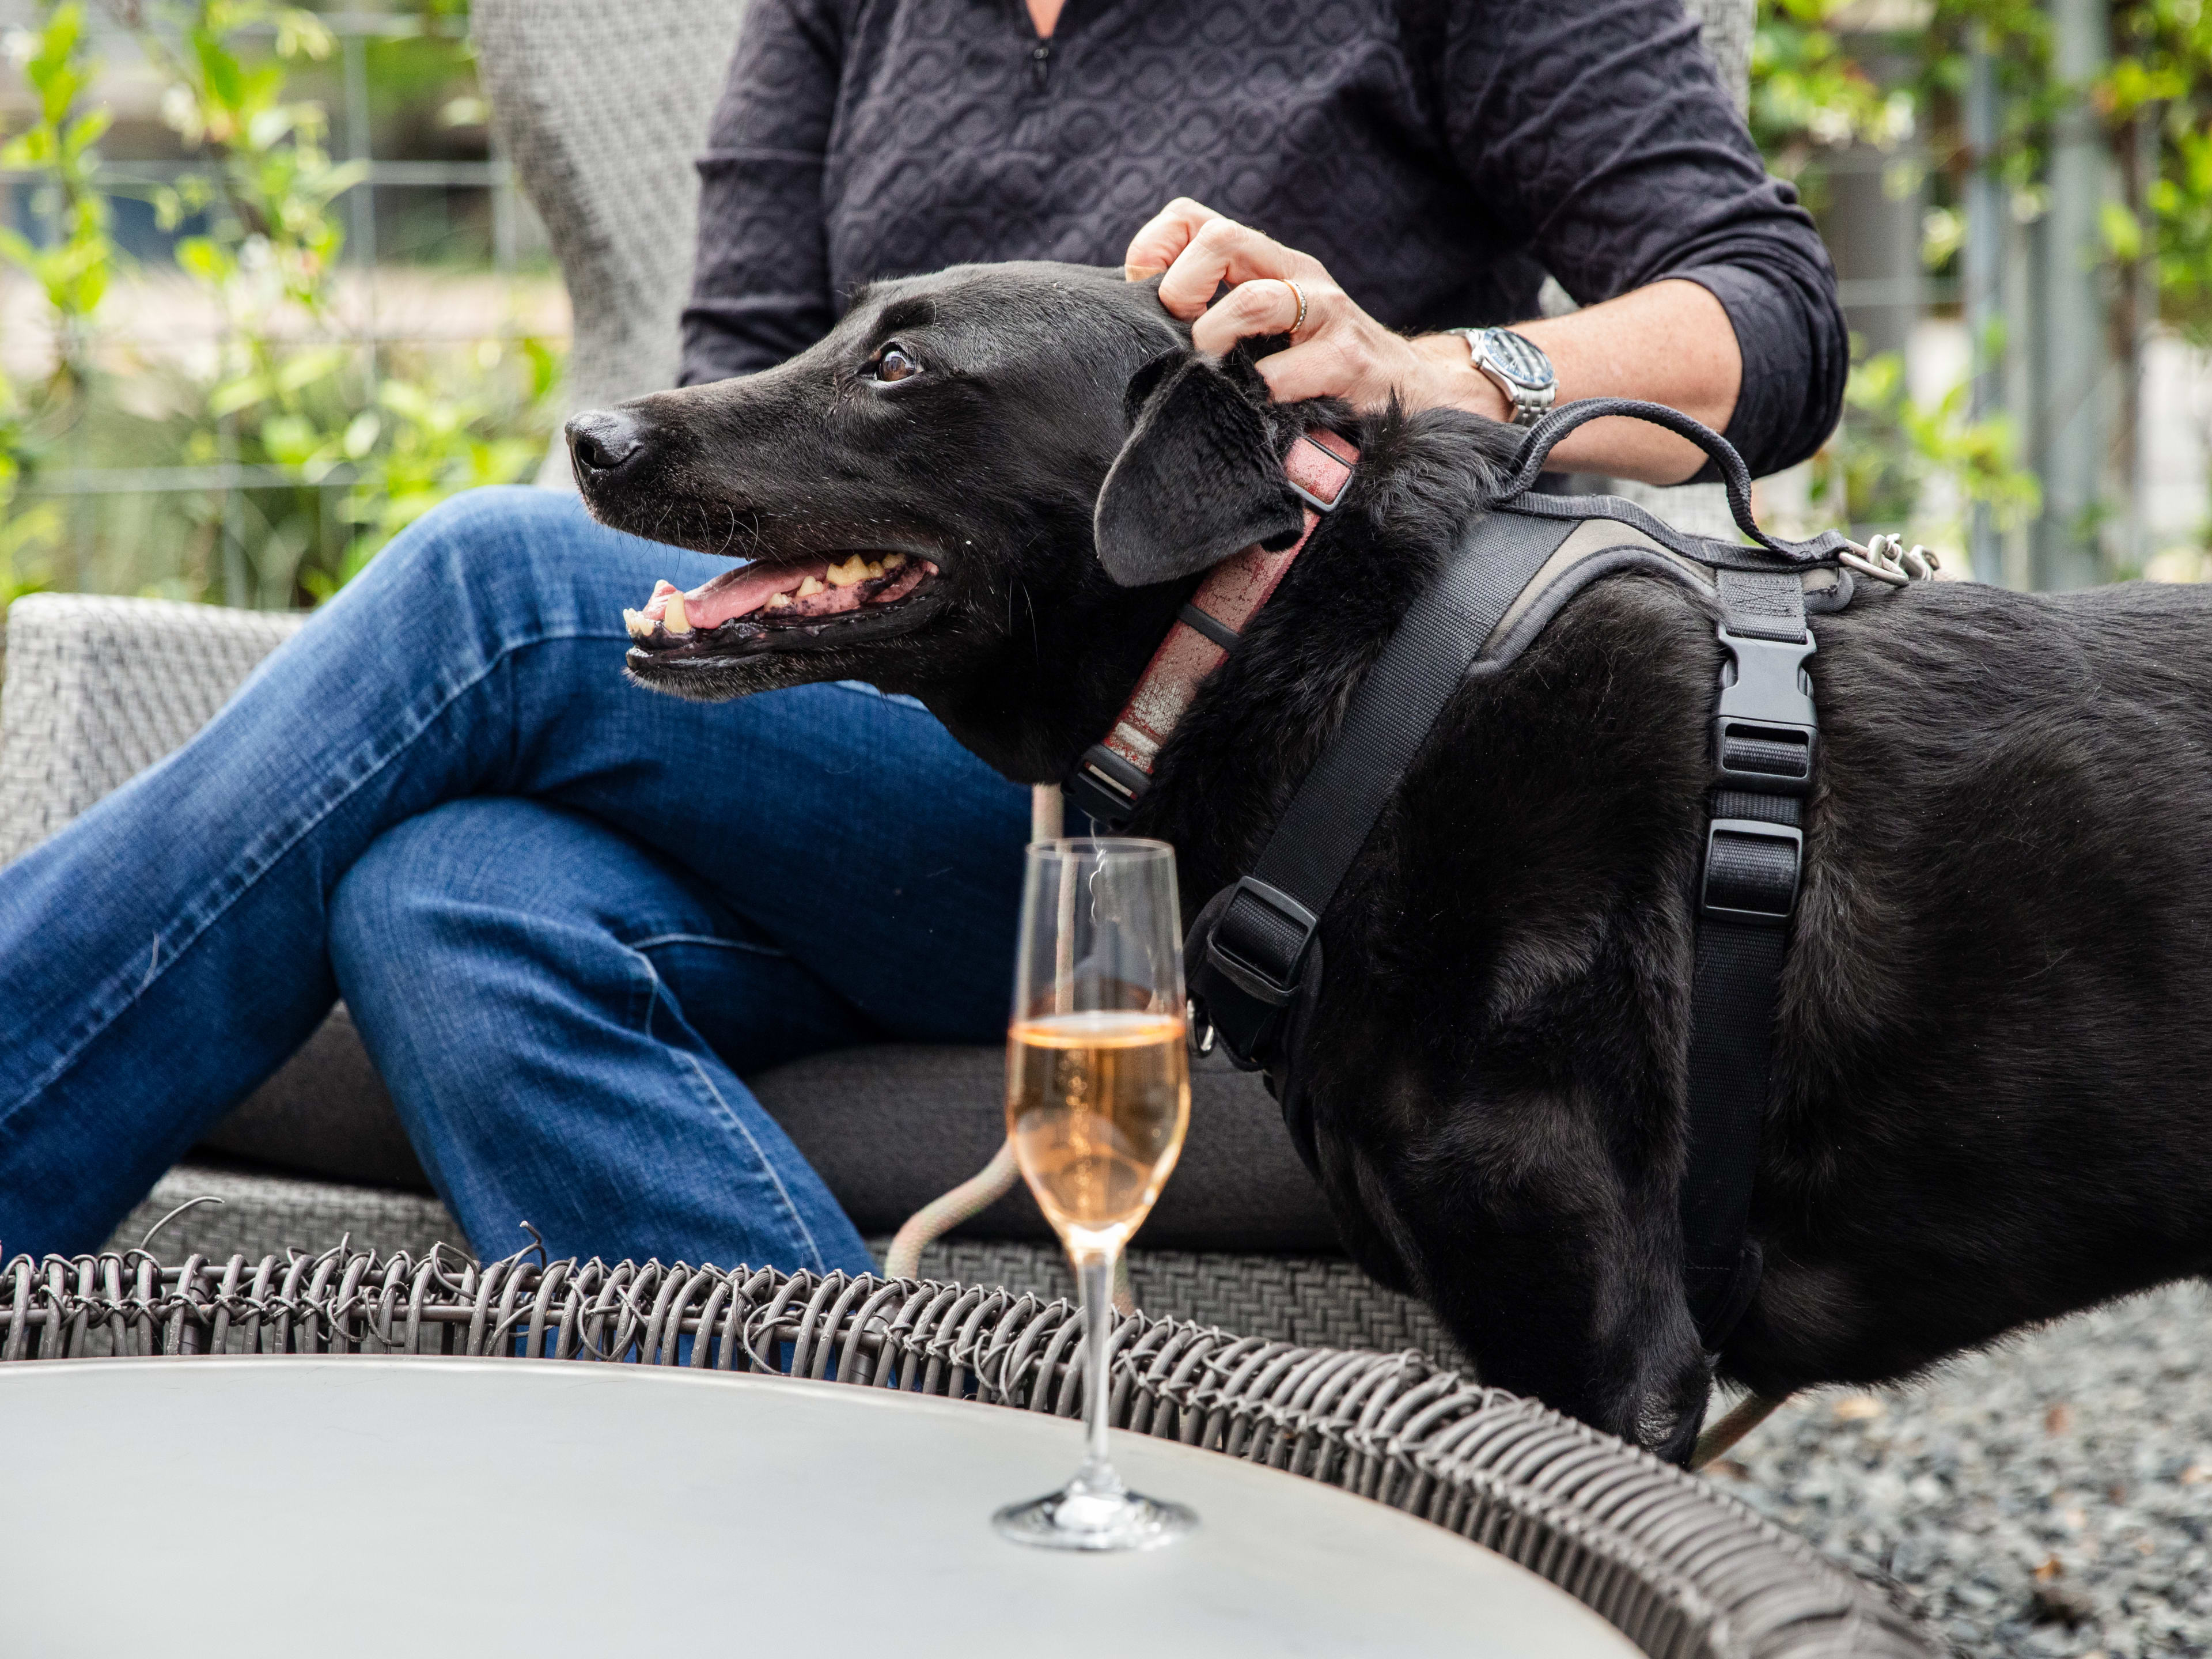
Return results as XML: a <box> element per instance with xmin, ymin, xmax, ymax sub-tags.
<box><xmin>1706</xmin><ymin>1282</ymin><xmax>2212</xmax><ymax>1657</ymax></box>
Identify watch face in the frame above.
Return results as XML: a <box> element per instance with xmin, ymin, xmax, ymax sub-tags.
<box><xmin>1482</xmin><ymin>328</ymin><xmax>1555</xmax><ymax>391</ymax></box>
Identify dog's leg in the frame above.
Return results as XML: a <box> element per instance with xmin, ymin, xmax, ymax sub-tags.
<box><xmin>1357</xmin><ymin>1104</ymin><xmax>1715</xmax><ymax>1463</ymax></box>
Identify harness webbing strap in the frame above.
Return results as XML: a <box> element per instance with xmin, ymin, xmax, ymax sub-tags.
<box><xmin>1151</xmin><ymin>400</ymin><xmax>1832</xmax><ymax>1380</ymax></box>
<box><xmin>1678</xmin><ymin>567</ymin><xmax>1815</xmax><ymax>1347</ymax></box>
<box><xmin>1199</xmin><ymin>510</ymin><xmax>1580</xmax><ymax>1060</ymax></box>
<box><xmin>1499</xmin><ymin>399</ymin><xmax>1856</xmax><ymax>565</ymax></box>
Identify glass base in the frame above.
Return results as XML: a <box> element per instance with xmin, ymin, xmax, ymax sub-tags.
<box><xmin>992</xmin><ymin>1482</ymin><xmax>1198</xmax><ymax>1552</ymax></box>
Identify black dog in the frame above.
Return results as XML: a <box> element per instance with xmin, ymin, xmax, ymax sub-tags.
<box><xmin>567</xmin><ymin>260</ymin><xmax>2212</xmax><ymax>1464</ymax></box>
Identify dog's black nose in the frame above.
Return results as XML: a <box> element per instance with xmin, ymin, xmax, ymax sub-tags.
<box><xmin>566</xmin><ymin>409</ymin><xmax>645</xmax><ymax>481</ymax></box>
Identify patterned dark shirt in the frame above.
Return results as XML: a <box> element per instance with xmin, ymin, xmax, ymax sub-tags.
<box><xmin>680</xmin><ymin>0</ymin><xmax>1845</xmax><ymax>476</ymax></box>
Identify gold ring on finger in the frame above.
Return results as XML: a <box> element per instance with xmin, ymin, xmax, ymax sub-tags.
<box><xmin>1281</xmin><ymin>278</ymin><xmax>1309</xmax><ymax>338</ymax></box>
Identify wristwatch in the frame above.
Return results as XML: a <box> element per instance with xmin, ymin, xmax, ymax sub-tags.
<box><xmin>1446</xmin><ymin>326</ymin><xmax>1556</xmax><ymax>427</ymax></box>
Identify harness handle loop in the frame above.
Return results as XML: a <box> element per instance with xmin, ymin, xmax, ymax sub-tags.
<box><xmin>1501</xmin><ymin>398</ymin><xmax>1844</xmax><ymax>564</ymax></box>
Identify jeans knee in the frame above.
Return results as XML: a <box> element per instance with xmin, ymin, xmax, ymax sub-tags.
<box><xmin>341</xmin><ymin>486</ymin><xmax>622</xmax><ymax>635</ymax></box>
<box><xmin>329</xmin><ymin>812</ymin><xmax>464</xmax><ymax>971</ymax></box>
<box><xmin>331</xmin><ymin>797</ymin><xmax>635</xmax><ymax>979</ymax></box>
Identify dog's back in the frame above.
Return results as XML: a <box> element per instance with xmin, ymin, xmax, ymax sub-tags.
<box><xmin>1739</xmin><ymin>578</ymin><xmax>2212</xmax><ymax>1389</ymax></box>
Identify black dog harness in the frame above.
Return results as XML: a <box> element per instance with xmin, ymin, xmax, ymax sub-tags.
<box><xmin>1069</xmin><ymin>399</ymin><xmax>1883</xmax><ymax>1353</ymax></box>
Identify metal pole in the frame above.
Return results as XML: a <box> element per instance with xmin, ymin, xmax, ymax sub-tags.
<box><xmin>342</xmin><ymin>28</ymin><xmax>377</xmax><ymax>386</ymax></box>
<box><xmin>490</xmin><ymin>130</ymin><xmax>517</xmax><ymax>276</ymax></box>
<box><xmin>2127</xmin><ymin>106</ymin><xmax>2159</xmax><ymax>572</ymax></box>
<box><xmin>1964</xmin><ymin>32</ymin><xmax>2006</xmax><ymax>585</ymax></box>
<box><xmin>2031</xmin><ymin>0</ymin><xmax>2113</xmax><ymax>590</ymax></box>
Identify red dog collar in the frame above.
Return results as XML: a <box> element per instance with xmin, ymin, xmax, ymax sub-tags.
<box><xmin>1066</xmin><ymin>427</ymin><xmax>1357</xmax><ymax>825</ymax></box>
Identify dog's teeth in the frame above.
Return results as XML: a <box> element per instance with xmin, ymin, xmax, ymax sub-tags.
<box><xmin>796</xmin><ymin>575</ymin><xmax>825</xmax><ymax>598</ymax></box>
<box><xmin>650</xmin><ymin>579</ymin><xmax>677</xmax><ymax>599</ymax></box>
<box><xmin>825</xmin><ymin>555</ymin><xmax>871</xmax><ymax>589</ymax></box>
<box><xmin>766</xmin><ymin>592</ymin><xmax>793</xmax><ymax>610</ymax></box>
<box><xmin>623</xmin><ymin>608</ymin><xmax>654</xmax><ymax>641</ymax></box>
<box><xmin>864</xmin><ymin>559</ymin><xmax>885</xmax><ymax>579</ymax></box>
<box><xmin>663</xmin><ymin>593</ymin><xmax>692</xmax><ymax>634</ymax></box>
<box><xmin>882</xmin><ymin>553</ymin><xmax>907</xmax><ymax>571</ymax></box>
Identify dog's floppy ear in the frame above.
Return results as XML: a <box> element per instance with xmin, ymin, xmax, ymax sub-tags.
<box><xmin>1093</xmin><ymin>352</ymin><xmax>1306</xmax><ymax>586</ymax></box>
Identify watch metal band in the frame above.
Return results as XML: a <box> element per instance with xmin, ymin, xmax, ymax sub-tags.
<box><xmin>1449</xmin><ymin>325</ymin><xmax>1556</xmax><ymax>428</ymax></box>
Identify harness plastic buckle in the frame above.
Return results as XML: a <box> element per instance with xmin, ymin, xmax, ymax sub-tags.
<box><xmin>1204</xmin><ymin>877</ymin><xmax>1320</xmax><ymax>1007</ymax></box>
<box><xmin>1065</xmin><ymin>743</ymin><xmax>1149</xmax><ymax>829</ymax></box>
<box><xmin>1713</xmin><ymin>627</ymin><xmax>1817</xmax><ymax>796</ymax></box>
<box><xmin>1700</xmin><ymin>819</ymin><xmax>1802</xmax><ymax>927</ymax></box>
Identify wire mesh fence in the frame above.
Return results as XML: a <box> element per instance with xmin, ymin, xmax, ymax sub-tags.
<box><xmin>0</xmin><ymin>2</ymin><xmax>566</xmax><ymax>611</ymax></box>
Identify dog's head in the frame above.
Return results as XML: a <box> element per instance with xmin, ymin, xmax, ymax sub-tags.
<box><xmin>567</xmin><ymin>261</ymin><xmax>1334</xmax><ymax>781</ymax></box>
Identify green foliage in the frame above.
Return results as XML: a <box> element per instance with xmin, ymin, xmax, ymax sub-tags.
<box><xmin>0</xmin><ymin>2</ymin><xmax>115</xmax><ymax>607</ymax></box>
<box><xmin>0</xmin><ymin>5</ymin><xmax>113</xmax><ymax>334</ymax></box>
<box><xmin>1753</xmin><ymin>0</ymin><xmax>2212</xmax><ymax>335</ymax></box>
<box><xmin>1809</xmin><ymin>350</ymin><xmax>2042</xmax><ymax>530</ymax></box>
<box><xmin>1747</xmin><ymin>0</ymin><xmax>2212</xmax><ymax>551</ymax></box>
<box><xmin>1751</xmin><ymin>0</ymin><xmax>1918</xmax><ymax>191</ymax></box>
<box><xmin>0</xmin><ymin>0</ymin><xmax>562</xmax><ymax>613</ymax></box>
<box><xmin>137</xmin><ymin>3</ymin><xmax>365</xmax><ymax>322</ymax></box>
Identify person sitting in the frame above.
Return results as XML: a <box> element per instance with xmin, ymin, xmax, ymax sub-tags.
<box><xmin>0</xmin><ymin>0</ymin><xmax>1842</xmax><ymax>1266</ymax></box>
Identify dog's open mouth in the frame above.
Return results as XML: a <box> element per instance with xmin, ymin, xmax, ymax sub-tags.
<box><xmin>622</xmin><ymin>552</ymin><xmax>943</xmax><ymax>659</ymax></box>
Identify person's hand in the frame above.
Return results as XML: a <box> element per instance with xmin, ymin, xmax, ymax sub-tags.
<box><xmin>1123</xmin><ymin>198</ymin><xmax>1505</xmax><ymax>421</ymax></box>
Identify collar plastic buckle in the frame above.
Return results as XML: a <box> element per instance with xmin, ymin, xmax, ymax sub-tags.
<box><xmin>1066</xmin><ymin>742</ymin><xmax>1149</xmax><ymax>829</ymax></box>
<box><xmin>1283</xmin><ymin>431</ymin><xmax>1355</xmax><ymax>516</ymax></box>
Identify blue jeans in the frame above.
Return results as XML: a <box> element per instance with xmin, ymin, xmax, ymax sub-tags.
<box><xmin>0</xmin><ymin>487</ymin><xmax>1030</xmax><ymax>1268</ymax></box>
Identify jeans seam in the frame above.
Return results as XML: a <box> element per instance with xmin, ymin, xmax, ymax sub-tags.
<box><xmin>4</xmin><ymin>627</ymin><xmax>615</xmax><ymax>1117</ymax></box>
<box><xmin>631</xmin><ymin>948</ymin><xmax>827</xmax><ymax>1274</ymax></box>
<box><xmin>628</xmin><ymin>931</ymin><xmax>788</xmax><ymax>958</ymax></box>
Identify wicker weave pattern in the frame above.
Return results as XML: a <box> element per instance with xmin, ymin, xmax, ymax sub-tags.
<box><xmin>1684</xmin><ymin>0</ymin><xmax>1752</xmax><ymax>112</ymax></box>
<box><xmin>911</xmin><ymin>1237</ymin><xmax>1459</xmax><ymax>1361</ymax></box>
<box><xmin>0</xmin><ymin>1245</ymin><xmax>1929</xmax><ymax>1659</ymax></box>
<box><xmin>103</xmin><ymin>1168</ymin><xmax>1458</xmax><ymax>1358</ymax></box>
<box><xmin>474</xmin><ymin>0</ymin><xmax>745</xmax><ymax>431</ymax></box>
<box><xmin>0</xmin><ymin>593</ymin><xmax>299</xmax><ymax>866</ymax></box>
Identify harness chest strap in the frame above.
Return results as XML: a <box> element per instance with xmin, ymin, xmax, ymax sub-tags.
<box><xmin>1066</xmin><ymin>428</ymin><xmax>1358</xmax><ymax>826</ymax></box>
<box><xmin>1679</xmin><ymin>566</ymin><xmax>1816</xmax><ymax>1343</ymax></box>
<box><xmin>1181</xmin><ymin>509</ymin><xmax>1828</xmax><ymax>1358</ymax></box>
<box><xmin>1069</xmin><ymin>396</ymin><xmax>1849</xmax><ymax>1369</ymax></box>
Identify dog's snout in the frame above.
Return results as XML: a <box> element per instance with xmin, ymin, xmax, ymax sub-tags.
<box><xmin>566</xmin><ymin>409</ymin><xmax>646</xmax><ymax>482</ymax></box>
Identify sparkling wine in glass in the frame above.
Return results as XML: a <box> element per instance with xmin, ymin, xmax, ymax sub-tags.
<box><xmin>993</xmin><ymin>837</ymin><xmax>1196</xmax><ymax>1551</ymax></box>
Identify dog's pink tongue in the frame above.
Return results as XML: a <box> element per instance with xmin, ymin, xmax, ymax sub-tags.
<box><xmin>691</xmin><ymin>561</ymin><xmax>829</xmax><ymax>627</ymax></box>
<box><xmin>639</xmin><ymin>562</ymin><xmax>832</xmax><ymax>627</ymax></box>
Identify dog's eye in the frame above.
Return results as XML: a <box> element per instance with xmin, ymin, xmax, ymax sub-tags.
<box><xmin>872</xmin><ymin>344</ymin><xmax>923</xmax><ymax>384</ymax></box>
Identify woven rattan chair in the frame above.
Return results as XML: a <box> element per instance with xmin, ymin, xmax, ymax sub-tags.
<box><xmin>0</xmin><ymin>0</ymin><xmax>1751</xmax><ymax>1355</ymax></box>
<box><xmin>0</xmin><ymin>1243</ymin><xmax>1933</xmax><ymax>1659</ymax></box>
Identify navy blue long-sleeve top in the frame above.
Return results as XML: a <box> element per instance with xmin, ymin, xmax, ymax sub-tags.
<box><xmin>680</xmin><ymin>0</ymin><xmax>1846</xmax><ymax>476</ymax></box>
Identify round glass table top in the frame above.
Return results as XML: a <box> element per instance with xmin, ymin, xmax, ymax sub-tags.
<box><xmin>1</xmin><ymin>1355</ymin><xmax>1642</xmax><ymax>1658</ymax></box>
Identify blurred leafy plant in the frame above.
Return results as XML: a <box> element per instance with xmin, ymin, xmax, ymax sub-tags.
<box><xmin>0</xmin><ymin>2</ymin><xmax>113</xmax><ymax>606</ymax></box>
<box><xmin>1809</xmin><ymin>350</ymin><xmax>2041</xmax><ymax>532</ymax></box>
<box><xmin>0</xmin><ymin>0</ymin><xmax>560</xmax><ymax>612</ymax></box>
<box><xmin>1746</xmin><ymin>0</ymin><xmax>2212</xmax><ymax>552</ymax></box>
<box><xmin>1751</xmin><ymin>0</ymin><xmax>1918</xmax><ymax>187</ymax></box>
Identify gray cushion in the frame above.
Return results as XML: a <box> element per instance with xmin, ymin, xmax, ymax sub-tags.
<box><xmin>198</xmin><ymin>1007</ymin><xmax>429</xmax><ymax>1190</ymax></box>
<box><xmin>753</xmin><ymin>1043</ymin><xmax>1340</xmax><ymax>1251</ymax></box>
<box><xmin>201</xmin><ymin>1013</ymin><xmax>1340</xmax><ymax>1253</ymax></box>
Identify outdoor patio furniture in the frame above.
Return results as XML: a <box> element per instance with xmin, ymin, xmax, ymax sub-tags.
<box><xmin>0</xmin><ymin>0</ymin><xmax>1754</xmax><ymax>1355</ymax></box>
<box><xmin>0</xmin><ymin>1244</ymin><xmax>1934</xmax><ymax>1659</ymax></box>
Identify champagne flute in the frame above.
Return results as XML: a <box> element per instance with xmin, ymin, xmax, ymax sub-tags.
<box><xmin>993</xmin><ymin>837</ymin><xmax>1197</xmax><ymax>1551</ymax></box>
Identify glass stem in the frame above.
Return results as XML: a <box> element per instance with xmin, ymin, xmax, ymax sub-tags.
<box><xmin>1075</xmin><ymin>1247</ymin><xmax>1122</xmax><ymax>1496</ymax></box>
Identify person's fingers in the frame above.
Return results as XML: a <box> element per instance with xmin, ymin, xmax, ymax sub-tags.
<box><xmin>1252</xmin><ymin>334</ymin><xmax>1388</xmax><ymax>408</ymax></box>
<box><xmin>1156</xmin><ymin>215</ymin><xmax>1323</xmax><ymax>319</ymax></box>
<box><xmin>1189</xmin><ymin>276</ymin><xmax>1310</xmax><ymax>355</ymax></box>
<box><xmin>1123</xmin><ymin>197</ymin><xmax>1224</xmax><ymax>281</ymax></box>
